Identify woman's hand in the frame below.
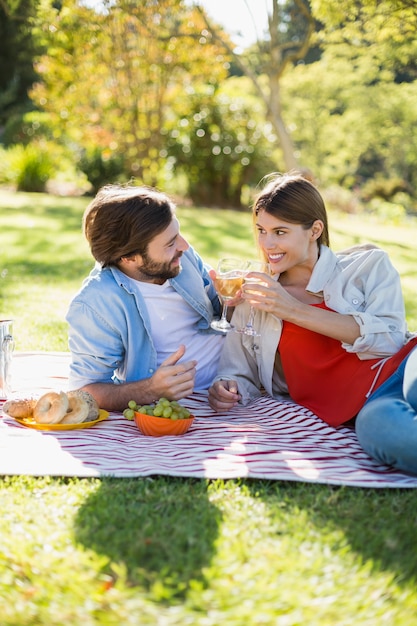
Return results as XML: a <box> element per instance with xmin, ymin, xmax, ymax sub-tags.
<box><xmin>241</xmin><ymin>272</ymin><xmax>295</xmax><ymax>317</ymax></box>
<box><xmin>208</xmin><ymin>379</ymin><xmax>241</xmax><ymax>412</ymax></box>
<box><xmin>241</xmin><ymin>272</ymin><xmax>361</xmax><ymax>345</ymax></box>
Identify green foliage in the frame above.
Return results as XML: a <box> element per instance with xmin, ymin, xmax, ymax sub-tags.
<box><xmin>364</xmin><ymin>199</ymin><xmax>407</xmax><ymax>224</ymax></box>
<box><xmin>282</xmin><ymin>44</ymin><xmax>417</xmax><ymax>197</ymax></box>
<box><xmin>28</xmin><ymin>0</ymin><xmax>230</xmax><ymax>190</ymax></box>
<box><xmin>3</xmin><ymin>0</ymin><xmax>416</xmax><ymax>208</ymax></box>
<box><xmin>360</xmin><ymin>176</ymin><xmax>412</xmax><ymax>201</ymax></box>
<box><xmin>4</xmin><ymin>142</ymin><xmax>55</xmax><ymax>192</ymax></box>
<box><xmin>166</xmin><ymin>79</ymin><xmax>278</xmax><ymax>207</ymax></box>
<box><xmin>78</xmin><ymin>147</ymin><xmax>127</xmax><ymax>195</ymax></box>
<box><xmin>0</xmin><ymin>146</ymin><xmax>13</xmax><ymax>184</ymax></box>
<box><xmin>18</xmin><ymin>110</ymin><xmax>55</xmax><ymax>143</ymax></box>
<box><xmin>311</xmin><ymin>0</ymin><xmax>417</xmax><ymax>83</ymax></box>
<box><xmin>0</xmin><ymin>0</ymin><xmax>41</xmax><ymax>135</ymax></box>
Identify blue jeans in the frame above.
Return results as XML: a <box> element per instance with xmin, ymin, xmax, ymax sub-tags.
<box><xmin>356</xmin><ymin>346</ymin><xmax>417</xmax><ymax>474</ymax></box>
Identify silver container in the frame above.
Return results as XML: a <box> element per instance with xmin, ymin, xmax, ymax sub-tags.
<box><xmin>0</xmin><ymin>319</ymin><xmax>14</xmax><ymax>399</ymax></box>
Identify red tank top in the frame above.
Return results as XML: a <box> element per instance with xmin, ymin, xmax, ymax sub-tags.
<box><xmin>279</xmin><ymin>302</ymin><xmax>417</xmax><ymax>427</ymax></box>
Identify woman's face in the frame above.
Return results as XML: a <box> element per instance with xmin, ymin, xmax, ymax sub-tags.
<box><xmin>255</xmin><ymin>210</ymin><xmax>323</xmax><ymax>276</ymax></box>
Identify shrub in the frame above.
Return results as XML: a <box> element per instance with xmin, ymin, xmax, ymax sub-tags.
<box><xmin>7</xmin><ymin>143</ymin><xmax>55</xmax><ymax>192</ymax></box>
<box><xmin>0</xmin><ymin>146</ymin><xmax>14</xmax><ymax>184</ymax></box>
<box><xmin>364</xmin><ymin>198</ymin><xmax>407</xmax><ymax>223</ymax></box>
<box><xmin>360</xmin><ymin>176</ymin><xmax>412</xmax><ymax>201</ymax></box>
<box><xmin>78</xmin><ymin>147</ymin><xmax>126</xmax><ymax>194</ymax></box>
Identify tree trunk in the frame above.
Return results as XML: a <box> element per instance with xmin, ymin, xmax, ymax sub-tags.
<box><xmin>267</xmin><ymin>76</ymin><xmax>298</xmax><ymax>171</ymax></box>
<box><xmin>197</xmin><ymin>0</ymin><xmax>316</xmax><ymax>173</ymax></box>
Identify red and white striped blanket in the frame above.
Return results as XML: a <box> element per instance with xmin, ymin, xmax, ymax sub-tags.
<box><xmin>1</xmin><ymin>352</ymin><xmax>417</xmax><ymax>487</ymax></box>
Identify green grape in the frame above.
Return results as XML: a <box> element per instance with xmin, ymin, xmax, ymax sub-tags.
<box><xmin>123</xmin><ymin>408</ymin><xmax>135</xmax><ymax>420</ymax></box>
<box><xmin>125</xmin><ymin>397</ymin><xmax>192</xmax><ymax>420</ymax></box>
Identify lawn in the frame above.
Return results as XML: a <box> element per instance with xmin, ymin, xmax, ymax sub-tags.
<box><xmin>1</xmin><ymin>190</ymin><xmax>417</xmax><ymax>625</ymax></box>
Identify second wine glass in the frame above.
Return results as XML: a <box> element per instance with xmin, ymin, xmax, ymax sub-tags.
<box><xmin>235</xmin><ymin>260</ymin><xmax>270</xmax><ymax>336</ymax></box>
<box><xmin>210</xmin><ymin>258</ymin><xmax>248</xmax><ymax>332</ymax></box>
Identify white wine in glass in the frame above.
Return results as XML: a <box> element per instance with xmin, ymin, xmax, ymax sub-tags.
<box><xmin>210</xmin><ymin>258</ymin><xmax>248</xmax><ymax>332</ymax></box>
<box><xmin>235</xmin><ymin>260</ymin><xmax>270</xmax><ymax>336</ymax></box>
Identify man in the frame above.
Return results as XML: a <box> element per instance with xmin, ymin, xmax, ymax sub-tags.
<box><xmin>66</xmin><ymin>184</ymin><xmax>224</xmax><ymax>412</ymax></box>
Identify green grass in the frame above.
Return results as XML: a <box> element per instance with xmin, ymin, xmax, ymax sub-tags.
<box><xmin>1</xmin><ymin>189</ymin><xmax>416</xmax><ymax>351</ymax></box>
<box><xmin>1</xmin><ymin>190</ymin><xmax>417</xmax><ymax>624</ymax></box>
<box><xmin>1</xmin><ymin>477</ymin><xmax>417</xmax><ymax>625</ymax></box>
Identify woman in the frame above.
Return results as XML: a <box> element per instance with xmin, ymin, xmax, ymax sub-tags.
<box><xmin>208</xmin><ymin>172</ymin><xmax>417</xmax><ymax>474</ymax></box>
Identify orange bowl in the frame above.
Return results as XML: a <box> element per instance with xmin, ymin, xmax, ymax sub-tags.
<box><xmin>134</xmin><ymin>411</ymin><xmax>195</xmax><ymax>437</ymax></box>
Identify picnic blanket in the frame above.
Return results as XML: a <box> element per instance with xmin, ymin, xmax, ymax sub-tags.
<box><xmin>1</xmin><ymin>352</ymin><xmax>417</xmax><ymax>488</ymax></box>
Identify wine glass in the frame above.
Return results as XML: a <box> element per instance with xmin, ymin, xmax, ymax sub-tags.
<box><xmin>210</xmin><ymin>257</ymin><xmax>248</xmax><ymax>332</ymax></box>
<box><xmin>235</xmin><ymin>260</ymin><xmax>270</xmax><ymax>336</ymax></box>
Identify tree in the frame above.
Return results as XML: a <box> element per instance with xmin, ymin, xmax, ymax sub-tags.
<box><xmin>30</xmin><ymin>0</ymin><xmax>230</xmax><ymax>187</ymax></box>
<box><xmin>0</xmin><ymin>0</ymin><xmax>42</xmax><ymax>143</ymax></box>
<box><xmin>195</xmin><ymin>0</ymin><xmax>319</xmax><ymax>172</ymax></box>
<box><xmin>311</xmin><ymin>0</ymin><xmax>417</xmax><ymax>28</ymax></box>
<box><xmin>281</xmin><ymin>39</ymin><xmax>417</xmax><ymax>194</ymax></box>
<box><xmin>311</xmin><ymin>0</ymin><xmax>417</xmax><ymax>82</ymax></box>
<box><xmin>165</xmin><ymin>77</ymin><xmax>279</xmax><ymax>207</ymax></box>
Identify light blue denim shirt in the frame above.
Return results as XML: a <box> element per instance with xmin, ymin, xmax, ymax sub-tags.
<box><xmin>66</xmin><ymin>247</ymin><xmax>221</xmax><ymax>389</ymax></box>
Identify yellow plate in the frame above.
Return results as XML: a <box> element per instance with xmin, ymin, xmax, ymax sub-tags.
<box><xmin>8</xmin><ymin>409</ymin><xmax>109</xmax><ymax>431</ymax></box>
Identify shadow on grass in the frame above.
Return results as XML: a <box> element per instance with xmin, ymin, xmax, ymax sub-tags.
<box><xmin>8</xmin><ymin>193</ymin><xmax>87</xmax><ymax>218</ymax></box>
<box><xmin>1</xmin><ymin>259</ymin><xmax>93</xmax><ymax>281</ymax></box>
<box><xmin>73</xmin><ymin>477</ymin><xmax>222</xmax><ymax>597</ymax></box>
<box><xmin>246</xmin><ymin>481</ymin><xmax>417</xmax><ymax>586</ymax></box>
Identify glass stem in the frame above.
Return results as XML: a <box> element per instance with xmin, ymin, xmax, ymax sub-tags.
<box><xmin>220</xmin><ymin>304</ymin><xmax>229</xmax><ymax>323</ymax></box>
<box><xmin>246</xmin><ymin>306</ymin><xmax>255</xmax><ymax>330</ymax></box>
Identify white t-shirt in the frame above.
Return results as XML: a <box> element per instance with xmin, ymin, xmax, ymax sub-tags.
<box><xmin>129</xmin><ymin>279</ymin><xmax>224</xmax><ymax>390</ymax></box>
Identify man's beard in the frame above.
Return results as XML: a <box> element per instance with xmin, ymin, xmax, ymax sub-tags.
<box><xmin>139</xmin><ymin>251</ymin><xmax>182</xmax><ymax>281</ymax></box>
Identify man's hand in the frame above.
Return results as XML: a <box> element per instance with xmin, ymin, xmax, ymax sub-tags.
<box><xmin>82</xmin><ymin>345</ymin><xmax>197</xmax><ymax>411</ymax></box>
<box><xmin>149</xmin><ymin>344</ymin><xmax>197</xmax><ymax>400</ymax></box>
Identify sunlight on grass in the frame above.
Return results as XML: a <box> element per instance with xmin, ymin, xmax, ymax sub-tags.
<box><xmin>1</xmin><ymin>188</ymin><xmax>417</xmax><ymax>624</ymax></box>
<box><xmin>1</xmin><ymin>190</ymin><xmax>416</xmax><ymax>350</ymax></box>
<box><xmin>1</xmin><ymin>477</ymin><xmax>417</xmax><ymax>625</ymax></box>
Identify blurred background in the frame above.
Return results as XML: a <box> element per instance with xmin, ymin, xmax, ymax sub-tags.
<box><xmin>0</xmin><ymin>0</ymin><xmax>416</xmax><ymax>219</ymax></box>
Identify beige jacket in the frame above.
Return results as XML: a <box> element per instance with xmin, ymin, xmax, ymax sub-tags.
<box><xmin>214</xmin><ymin>244</ymin><xmax>413</xmax><ymax>405</ymax></box>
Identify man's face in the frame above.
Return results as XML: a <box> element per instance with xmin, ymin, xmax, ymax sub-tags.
<box><xmin>122</xmin><ymin>216</ymin><xmax>190</xmax><ymax>283</ymax></box>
